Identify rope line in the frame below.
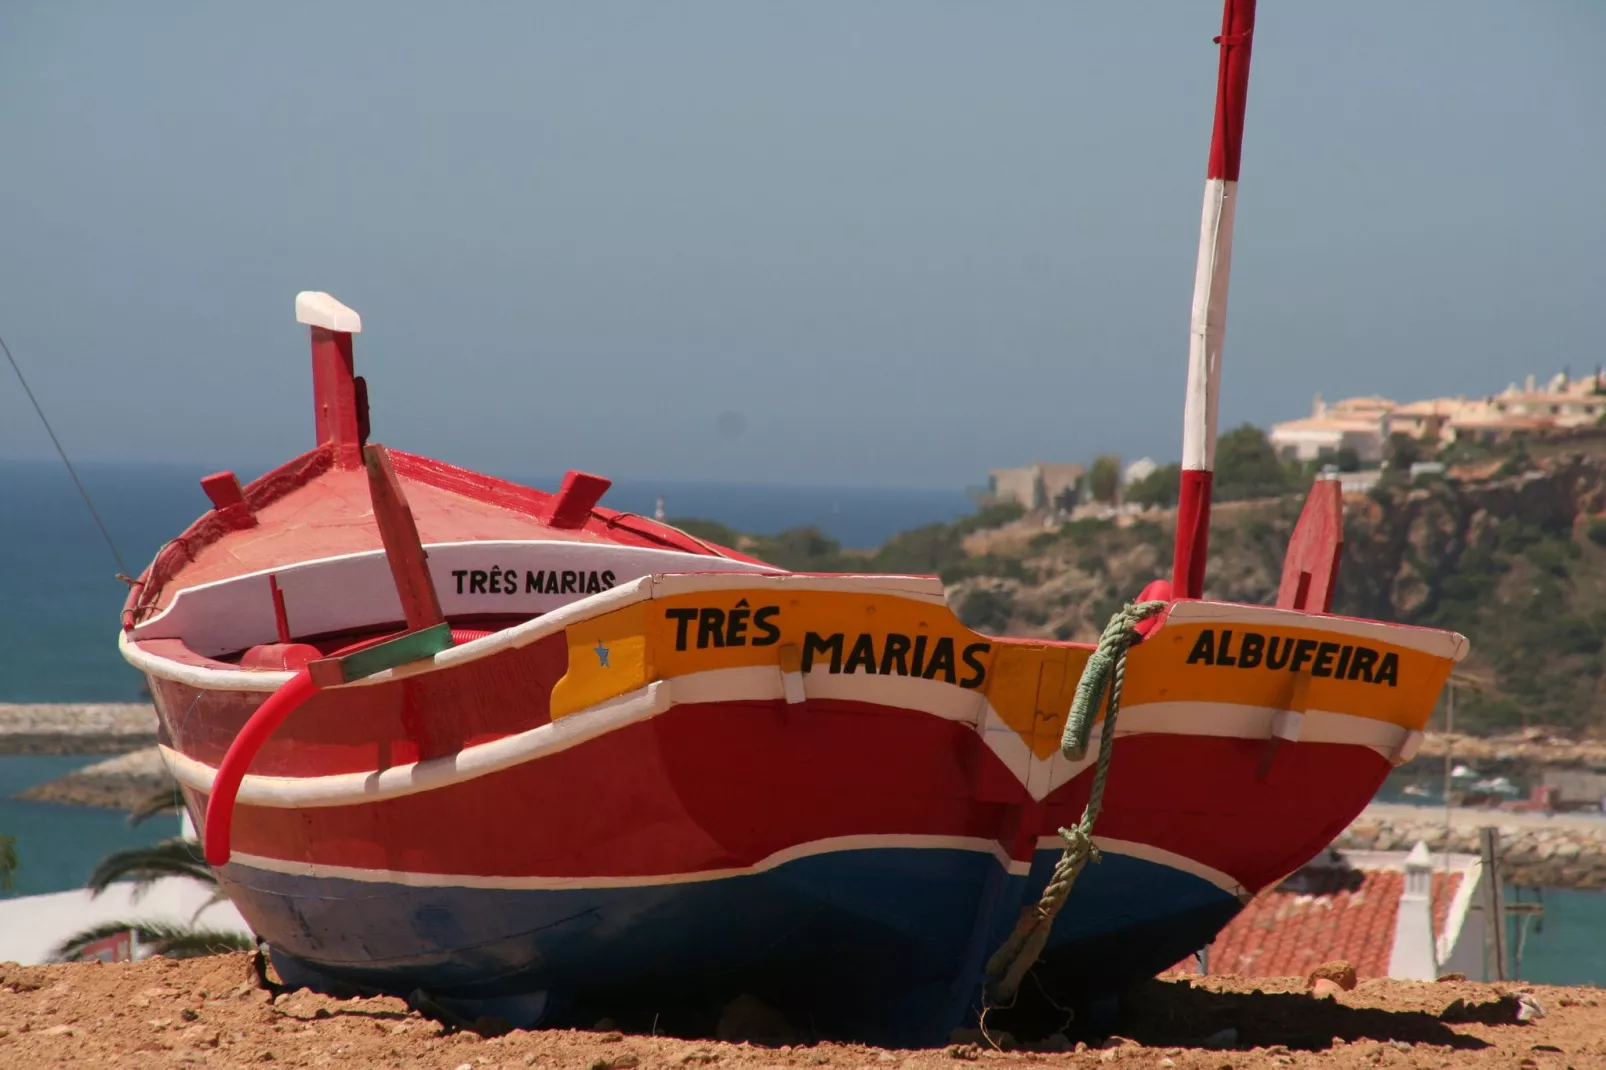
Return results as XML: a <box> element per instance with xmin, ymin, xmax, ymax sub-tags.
<box><xmin>1</xmin><ymin>328</ymin><xmax>130</xmax><ymax>575</ymax></box>
<box><xmin>982</xmin><ymin>598</ymin><xmax>1168</xmax><ymax>1006</ymax></box>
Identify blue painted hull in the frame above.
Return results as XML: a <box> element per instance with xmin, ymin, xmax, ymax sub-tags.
<box><xmin>228</xmin><ymin>845</ymin><xmax>1239</xmax><ymax>1045</ymax></box>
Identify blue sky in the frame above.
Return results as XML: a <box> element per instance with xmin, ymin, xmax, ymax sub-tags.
<box><xmin>2</xmin><ymin>2</ymin><xmax>1602</xmax><ymax>488</ymax></box>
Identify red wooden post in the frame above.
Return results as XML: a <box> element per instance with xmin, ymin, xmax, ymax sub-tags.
<box><xmin>1276</xmin><ymin>477</ymin><xmax>1343</xmax><ymax>613</ymax></box>
<box><xmin>296</xmin><ymin>291</ymin><xmax>366</xmax><ymax>469</ymax></box>
<box><xmin>362</xmin><ymin>442</ymin><xmax>445</xmax><ymax>632</ymax></box>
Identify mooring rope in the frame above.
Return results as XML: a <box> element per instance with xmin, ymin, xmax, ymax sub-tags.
<box><xmin>1</xmin><ymin>327</ymin><xmax>130</xmax><ymax>575</ymax></box>
<box><xmin>982</xmin><ymin>599</ymin><xmax>1168</xmax><ymax>1006</ymax></box>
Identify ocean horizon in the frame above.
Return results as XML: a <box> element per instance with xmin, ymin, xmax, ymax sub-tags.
<box><xmin>0</xmin><ymin>457</ymin><xmax>973</xmax><ymax>703</ymax></box>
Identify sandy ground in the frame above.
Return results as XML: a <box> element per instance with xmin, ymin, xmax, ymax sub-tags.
<box><xmin>1</xmin><ymin>954</ymin><xmax>1602</xmax><ymax>1069</ymax></box>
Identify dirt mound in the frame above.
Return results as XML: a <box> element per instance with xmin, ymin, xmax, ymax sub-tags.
<box><xmin>1</xmin><ymin>954</ymin><xmax>1603</xmax><ymax>1068</ymax></box>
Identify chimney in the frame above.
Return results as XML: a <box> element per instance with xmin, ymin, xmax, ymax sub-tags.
<box><xmin>1387</xmin><ymin>841</ymin><xmax>1439</xmax><ymax>980</ymax></box>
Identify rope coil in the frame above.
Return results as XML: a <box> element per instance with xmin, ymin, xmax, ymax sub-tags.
<box><xmin>983</xmin><ymin>599</ymin><xmax>1168</xmax><ymax>1006</ymax></box>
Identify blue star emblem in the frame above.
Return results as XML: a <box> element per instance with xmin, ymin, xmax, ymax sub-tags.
<box><xmin>593</xmin><ymin>640</ymin><xmax>610</xmax><ymax>668</ymax></box>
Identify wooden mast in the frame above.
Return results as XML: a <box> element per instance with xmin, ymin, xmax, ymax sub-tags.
<box><xmin>1172</xmin><ymin>0</ymin><xmax>1257</xmax><ymax>600</ymax></box>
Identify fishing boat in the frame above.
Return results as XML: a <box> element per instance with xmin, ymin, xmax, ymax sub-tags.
<box><xmin>119</xmin><ymin>0</ymin><xmax>1466</xmax><ymax>1045</ymax></box>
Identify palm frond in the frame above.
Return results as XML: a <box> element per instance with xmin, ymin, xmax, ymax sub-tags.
<box><xmin>86</xmin><ymin>837</ymin><xmax>215</xmax><ymax>899</ymax></box>
<box><xmin>0</xmin><ymin>834</ymin><xmax>17</xmax><ymax>893</ymax></box>
<box><xmin>52</xmin><ymin>920</ymin><xmax>254</xmax><ymax>962</ymax></box>
<box><xmin>128</xmin><ymin>785</ymin><xmax>185</xmax><ymax>826</ymax></box>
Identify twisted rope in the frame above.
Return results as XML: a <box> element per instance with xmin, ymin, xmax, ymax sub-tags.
<box><xmin>982</xmin><ymin>599</ymin><xmax>1168</xmax><ymax>1006</ymax></box>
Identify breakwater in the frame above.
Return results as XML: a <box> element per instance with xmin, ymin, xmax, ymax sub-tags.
<box><xmin>0</xmin><ymin>703</ymin><xmax>157</xmax><ymax>755</ymax></box>
<box><xmin>1338</xmin><ymin>803</ymin><xmax>1606</xmax><ymax>890</ymax></box>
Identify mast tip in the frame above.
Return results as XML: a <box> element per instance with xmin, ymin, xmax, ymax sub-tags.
<box><xmin>295</xmin><ymin>291</ymin><xmax>363</xmax><ymax>334</ymax></box>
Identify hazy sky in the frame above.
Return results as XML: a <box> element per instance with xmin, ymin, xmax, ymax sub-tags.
<box><xmin>2</xmin><ymin>2</ymin><xmax>1603</xmax><ymax>488</ymax></box>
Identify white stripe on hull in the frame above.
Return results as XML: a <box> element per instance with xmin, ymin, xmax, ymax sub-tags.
<box><xmin>227</xmin><ymin>834</ymin><xmax>1032</xmax><ymax>890</ymax></box>
<box><xmin>158</xmin><ymin>662</ymin><xmax>1420</xmax><ymax>809</ymax></box>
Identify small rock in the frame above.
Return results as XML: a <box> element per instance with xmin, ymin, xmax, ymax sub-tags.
<box><xmin>44</xmin><ymin>1024</ymin><xmax>77</xmax><ymax>1037</ymax></box>
<box><xmin>523</xmin><ymin>1054</ymin><xmax>541</xmax><ymax>1067</ymax></box>
<box><xmin>1310</xmin><ymin>978</ymin><xmax>1343</xmax><ymax>1000</ymax></box>
<box><xmin>1159</xmin><ymin>1060</ymin><xmax>1176</xmax><ymax>1068</ymax></box>
<box><xmin>1531</xmin><ymin>1044</ymin><xmax>1563</xmax><ymax>1053</ymax></box>
<box><xmin>1436</xmin><ymin>972</ymin><xmax>1466</xmax><ymax>982</ymax></box>
<box><xmin>180</xmin><ymin>1007</ymin><xmax>200</xmax><ymax>1022</ymax></box>
<box><xmin>183</xmin><ymin>1026</ymin><xmax>221</xmax><ymax>1048</ymax></box>
<box><xmin>456</xmin><ymin>1063</ymin><xmax>475</xmax><ymax>1070</ymax></box>
<box><xmin>877</xmin><ymin>1054</ymin><xmax>896</xmax><ymax>1063</ymax></box>
<box><xmin>592</xmin><ymin>1056</ymin><xmax>639</xmax><ymax>1070</ymax></box>
<box><xmin>597</xmin><ymin>1031</ymin><xmax>624</xmax><ymax>1043</ymax></box>
<box><xmin>678</xmin><ymin>1050</ymin><xmax>719</xmax><ymax>1065</ymax></box>
<box><xmin>945</xmin><ymin>1043</ymin><xmax>980</xmax><ymax>1060</ymax></box>
<box><xmin>1389</xmin><ymin>1040</ymin><xmax>1411</xmax><ymax>1052</ymax></box>
<box><xmin>1516</xmin><ymin>993</ymin><xmax>1547</xmax><ymax>1022</ymax></box>
<box><xmin>1306</xmin><ymin>960</ymin><xmax>1358</xmax><ymax>991</ymax></box>
<box><xmin>1102</xmin><ymin>1036</ymin><xmax>1134</xmax><ymax>1049</ymax></box>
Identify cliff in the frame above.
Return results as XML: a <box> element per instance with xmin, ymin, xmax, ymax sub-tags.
<box><xmin>696</xmin><ymin>452</ymin><xmax>1606</xmax><ymax>737</ymax></box>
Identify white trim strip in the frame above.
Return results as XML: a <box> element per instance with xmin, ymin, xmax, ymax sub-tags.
<box><xmin>163</xmin><ymin>681</ymin><xmax>672</xmax><ymax>807</ymax></box>
<box><xmin>159</xmin><ymin>657</ymin><xmax>1422</xmax><ymax>811</ymax></box>
<box><xmin>226</xmin><ymin>833</ymin><xmax>1027</xmax><ymax>890</ymax></box>
<box><xmin>121</xmin><ymin>571</ymin><xmax>952</xmax><ymax>693</ymax></box>
<box><xmin>1181</xmin><ymin>177</ymin><xmax>1235</xmax><ymax>473</ymax></box>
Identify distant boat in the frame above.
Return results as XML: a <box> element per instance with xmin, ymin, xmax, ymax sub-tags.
<box><xmin>118</xmin><ymin>0</ymin><xmax>1467</xmax><ymax>1045</ymax></box>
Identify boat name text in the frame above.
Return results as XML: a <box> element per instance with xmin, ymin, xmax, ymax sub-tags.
<box><xmin>662</xmin><ymin>604</ymin><xmax>990</xmax><ymax>688</ymax></box>
<box><xmin>1185</xmin><ymin>628</ymin><xmax>1398</xmax><ymax>686</ymax></box>
<box><xmin>665</xmin><ymin>603</ymin><xmax>783</xmax><ymax>650</ymax></box>
<box><xmin>802</xmin><ymin>631</ymin><xmax>990</xmax><ymax>688</ymax></box>
<box><xmin>451</xmin><ymin>568</ymin><xmax>616</xmax><ymax>596</ymax></box>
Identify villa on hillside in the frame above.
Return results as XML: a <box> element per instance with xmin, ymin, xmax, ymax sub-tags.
<box><xmin>1269</xmin><ymin>371</ymin><xmax>1606</xmax><ymax>464</ymax></box>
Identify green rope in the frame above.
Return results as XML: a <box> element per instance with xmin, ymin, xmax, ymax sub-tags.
<box><xmin>982</xmin><ymin>599</ymin><xmax>1167</xmax><ymax>1007</ymax></box>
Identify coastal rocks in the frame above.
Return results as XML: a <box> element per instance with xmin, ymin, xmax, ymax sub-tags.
<box><xmin>15</xmin><ymin>746</ymin><xmax>174</xmax><ymax>810</ymax></box>
<box><xmin>0</xmin><ymin>703</ymin><xmax>157</xmax><ymax>755</ymax></box>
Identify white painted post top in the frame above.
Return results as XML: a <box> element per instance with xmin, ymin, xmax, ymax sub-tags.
<box><xmin>295</xmin><ymin>291</ymin><xmax>363</xmax><ymax>333</ymax></box>
<box><xmin>1406</xmin><ymin>840</ymin><xmax>1433</xmax><ymax>869</ymax></box>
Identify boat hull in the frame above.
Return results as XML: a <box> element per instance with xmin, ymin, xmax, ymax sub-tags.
<box><xmin>133</xmin><ymin>579</ymin><xmax>1463</xmax><ymax>1043</ymax></box>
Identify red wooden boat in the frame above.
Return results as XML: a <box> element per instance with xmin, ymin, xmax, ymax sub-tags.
<box><xmin>119</xmin><ymin>1</ymin><xmax>1466</xmax><ymax>1044</ymax></box>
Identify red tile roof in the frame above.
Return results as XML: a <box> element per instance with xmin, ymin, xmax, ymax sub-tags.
<box><xmin>1166</xmin><ymin>868</ymin><xmax>1462</xmax><ymax>979</ymax></box>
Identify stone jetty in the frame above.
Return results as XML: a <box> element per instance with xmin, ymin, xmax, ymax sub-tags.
<box><xmin>0</xmin><ymin>703</ymin><xmax>157</xmax><ymax>755</ymax></box>
<box><xmin>1337</xmin><ymin>802</ymin><xmax>1606</xmax><ymax>890</ymax></box>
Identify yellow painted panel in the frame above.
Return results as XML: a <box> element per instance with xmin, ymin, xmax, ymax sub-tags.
<box><xmin>1031</xmin><ymin>645</ymin><xmax>1092</xmax><ymax>760</ymax></box>
<box><xmin>1124</xmin><ymin>617</ymin><xmax>1453</xmax><ymax>730</ymax></box>
<box><xmin>549</xmin><ymin>602</ymin><xmax>649</xmax><ymax>718</ymax></box>
<box><xmin>984</xmin><ymin>644</ymin><xmax>1045</xmax><ymax>745</ymax></box>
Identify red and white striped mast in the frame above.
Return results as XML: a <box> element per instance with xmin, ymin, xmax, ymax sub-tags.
<box><xmin>1172</xmin><ymin>0</ymin><xmax>1257</xmax><ymax>600</ymax></box>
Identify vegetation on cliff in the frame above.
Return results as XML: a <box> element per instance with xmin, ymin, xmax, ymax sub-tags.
<box><xmin>673</xmin><ymin>432</ymin><xmax>1606</xmax><ymax>737</ymax></box>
